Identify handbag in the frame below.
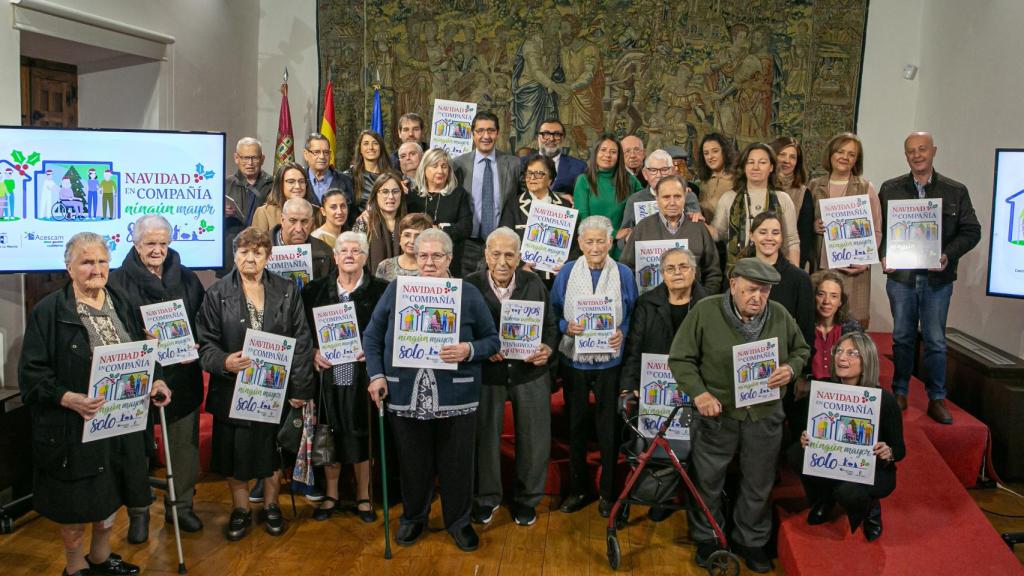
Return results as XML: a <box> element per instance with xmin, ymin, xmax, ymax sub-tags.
<box><xmin>277</xmin><ymin>405</ymin><xmax>305</xmax><ymax>454</ymax></box>
<box><xmin>311</xmin><ymin>374</ymin><xmax>336</xmax><ymax>466</ymax></box>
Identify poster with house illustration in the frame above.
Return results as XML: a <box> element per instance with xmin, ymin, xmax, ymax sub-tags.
<box><xmin>392</xmin><ymin>276</ymin><xmax>463</xmax><ymax>370</ymax></box>
<box><xmin>313</xmin><ymin>301</ymin><xmax>363</xmax><ymax>366</ymax></box>
<box><xmin>639</xmin><ymin>353</ymin><xmax>690</xmax><ymax>441</ymax></box>
<box><xmin>499</xmin><ymin>299</ymin><xmax>544</xmax><ymax>360</ymax></box>
<box><xmin>803</xmin><ymin>380</ymin><xmax>881</xmax><ymax>485</ymax></box>
<box><xmin>886</xmin><ymin>198</ymin><xmax>942</xmax><ymax>269</ymax></box>
<box><xmin>634</xmin><ymin>239</ymin><xmax>689</xmax><ymax>294</ymax></box>
<box><xmin>268</xmin><ymin>244</ymin><xmax>314</xmax><ymax>290</ymax></box>
<box><xmin>732</xmin><ymin>337</ymin><xmax>780</xmax><ymax>408</ymax></box>
<box><xmin>521</xmin><ymin>202</ymin><xmax>579</xmax><ymax>272</ymax></box>
<box><xmin>819</xmin><ymin>194</ymin><xmax>879</xmax><ymax>268</ymax></box>
<box><xmin>230</xmin><ymin>329</ymin><xmax>295</xmax><ymax>424</ymax></box>
<box><xmin>82</xmin><ymin>340</ymin><xmax>157</xmax><ymax>443</ymax></box>
<box><xmin>140</xmin><ymin>298</ymin><xmax>199</xmax><ymax>366</ymax></box>
<box><xmin>430</xmin><ymin>98</ymin><xmax>477</xmax><ymax>156</ymax></box>
<box><xmin>573</xmin><ymin>296</ymin><xmax>616</xmax><ymax>354</ymax></box>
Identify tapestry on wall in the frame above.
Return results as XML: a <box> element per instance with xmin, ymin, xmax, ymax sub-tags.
<box><xmin>317</xmin><ymin>0</ymin><xmax>869</xmax><ymax>173</ymax></box>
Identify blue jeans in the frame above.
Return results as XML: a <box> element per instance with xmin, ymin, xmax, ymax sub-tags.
<box><xmin>886</xmin><ymin>275</ymin><xmax>953</xmax><ymax>400</ymax></box>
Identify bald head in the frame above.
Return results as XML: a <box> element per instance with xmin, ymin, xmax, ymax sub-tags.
<box><xmin>904</xmin><ymin>132</ymin><xmax>937</xmax><ymax>181</ymax></box>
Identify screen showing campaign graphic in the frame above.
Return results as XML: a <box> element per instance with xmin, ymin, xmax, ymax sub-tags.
<box><xmin>988</xmin><ymin>149</ymin><xmax>1024</xmax><ymax>299</ymax></box>
<box><xmin>0</xmin><ymin>126</ymin><xmax>225</xmax><ymax>272</ymax></box>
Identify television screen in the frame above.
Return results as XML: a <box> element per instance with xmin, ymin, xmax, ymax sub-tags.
<box><xmin>988</xmin><ymin>148</ymin><xmax>1024</xmax><ymax>299</ymax></box>
<box><xmin>0</xmin><ymin>126</ymin><xmax>225</xmax><ymax>272</ymax></box>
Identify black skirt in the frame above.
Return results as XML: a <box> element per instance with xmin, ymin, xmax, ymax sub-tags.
<box><xmin>210</xmin><ymin>418</ymin><xmax>280</xmax><ymax>480</ymax></box>
<box><xmin>34</xmin><ymin>461</ymin><xmax>121</xmax><ymax>524</ymax></box>
<box><xmin>321</xmin><ymin>377</ymin><xmax>370</xmax><ymax>464</ymax></box>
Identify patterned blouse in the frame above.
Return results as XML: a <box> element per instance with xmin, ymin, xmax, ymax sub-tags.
<box><xmin>398</xmin><ymin>368</ymin><xmax>475</xmax><ymax>421</ymax></box>
<box><xmin>78</xmin><ymin>289</ymin><xmax>130</xmax><ymax>349</ymax></box>
<box><xmin>374</xmin><ymin>256</ymin><xmax>419</xmax><ymax>282</ymax></box>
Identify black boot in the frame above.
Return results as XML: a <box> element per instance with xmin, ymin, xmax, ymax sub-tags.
<box><xmin>807</xmin><ymin>497</ymin><xmax>834</xmax><ymax>526</ymax></box>
<box><xmin>126</xmin><ymin>507</ymin><xmax>149</xmax><ymax>544</ymax></box>
<box><xmin>166</xmin><ymin>501</ymin><xmax>204</xmax><ymax>532</ymax></box>
<box><xmin>863</xmin><ymin>500</ymin><xmax>883</xmax><ymax>542</ymax></box>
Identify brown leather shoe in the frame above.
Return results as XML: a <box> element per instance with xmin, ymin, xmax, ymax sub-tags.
<box><xmin>928</xmin><ymin>399</ymin><xmax>953</xmax><ymax>424</ymax></box>
<box><xmin>895</xmin><ymin>394</ymin><xmax>908</xmax><ymax>412</ymax></box>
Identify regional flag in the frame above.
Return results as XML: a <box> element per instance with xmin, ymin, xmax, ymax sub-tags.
<box><xmin>320</xmin><ymin>81</ymin><xmax>337</xmax><ymax>168</ymax></box>
<box><xmin>274</xmin><ymin>81</ymin><xmax>295</xmax><ymax>173</ymax></box>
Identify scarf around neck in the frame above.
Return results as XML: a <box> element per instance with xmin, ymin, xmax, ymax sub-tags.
<box><xmin>727</xmin><ymin>188</ymin><xmax>784</xmax><ymax>269</ymax></box>
<box><xmin>558</xmin><ymin>257</ymin><xmax>623</xmax><ymax>364</ymax></box>
<box><xmin>722</xmin><ymin>288</ymin><xmax>770</xmax><ymax>343</ymax></box>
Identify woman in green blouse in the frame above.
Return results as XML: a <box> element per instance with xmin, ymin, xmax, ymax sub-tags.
<box><xmin>573</xmin><ymin>133</ymin><xmax>643</xmax><ymax>258</ymax></box>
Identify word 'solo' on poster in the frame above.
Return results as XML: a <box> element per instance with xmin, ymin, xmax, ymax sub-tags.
<box><xmin>634</xmin><ymin>200</ymin><xmax>659</xmax><ymax>224</ymax></box>
<box><xmin>268</xmin><ymin>243</ymin><xmax>313</xmax><ymax>290</ymax></box>
<box><xmin>230</xmin><ymin>329</ymin><xmax>296</xmax><ymax>424</ymax></box>
<box><xmin>886</xmin><ymin>198</ymin><xmax>942</xmax><ymax>269</ymax></box>
<box><xmin>313</xmin><ymin>302</ymin><xmax>362</xmax><ymax>366</ymax></box>
<box><xmin>732</xmin><ymin>337</ymin><xmax>780</xmax><ymax>408</ymax></box>
<box><xmin>521</xmin><ymin>203</ymin><xmax>578</xmax><ymax>273</ymax></box>
<box><xmin>82</xmin><ymin>340</ymin><xmax>157</xmax><ymax>443</ymax></box>
<box><xmin>634</xmin><ymin>239</ymin><xmax>688</xmax><ymax>294</ymax></box>
<box><xmin>803</xmin><ymin>380</ymin><xmax>881</xmax><ymax>485</ymax></box>
<box><xmin>639</xmin><ymin>353</ymin><xmax>690</xmax><ymax>441</ymax></box>
<box><xmin>430</xmin><ymin>99</ymin><xmax>477</xmax><ymax>156</ymax></box>
<box><xmin>393</xmin><ymin>276</ymin><xmax>463</xmax><ymax>370</ymax></box>
<box><xmin>573</xmin><ymin>296</ymin><xmax>616</xmax><ymax>354</ymax></box>
<box><xmin>140</xmin><ymin>298</ymin><xmax>198</xmax><ymax>366</ymax></box>
<box><xmin>499</xmin><ymin>299</ymin><xmax>544</xmax><ymax>360</ymax></box>
<box><xmin>819</xmin><ymin>194</ymin><xmax>879</xmax><ymax>268</ymax></box>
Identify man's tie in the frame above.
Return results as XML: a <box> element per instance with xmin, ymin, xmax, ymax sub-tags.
<box><xmin>481</xmin><ymin>157</ymin><xmax>495</xmax><ymax>238</ymax></box>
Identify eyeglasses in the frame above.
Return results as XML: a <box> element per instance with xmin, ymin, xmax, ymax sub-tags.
<box><xmin>473</xmin><ymin>128</ymin><xmax>498</xmax><ymax>135</ymax></box>
<box><xmin>623</xmin><ymin>147</ymin><xmax>644</xmax><ymax>154</ymax></box>
<box><xmin>416</xmin><ymin>252</ymin><xmax>450</xmax><ymax>262</ymax></box>
<box><xmin>305</xmin><ymin>149</ymin><xmax>332</xmax><ymax>157</ymax></box>
<box><xmin>663</xmin><ymin>264</ymin><xmax>693</xmax><ymax>274</ymax></box>
<box><xmin>336</xmin><ymin>248</ymin><xmax>364</xmax><ymax>256</ymax></box>
<box><xmin>284</xmin><ymin>178</ymin><xmax>306</xmax><ymax>186</ymax></box>
<box><xmin>835</xmin><ymin>348</ymin><xmax>861</xmax><ymax>359</ymax></box>
<box><xmin>538</xmin><ymin>131</ymin><xmax>564</xmax><ymax>139</ymax></box>
<box><xmin>237</xmin><ymin>155</ymin><xmax>262</xmax><ymax>163</ymax></box>
<box><xmin>378</xmin><ymin>188</ymin><xmax>402</xmax><ymax>197</ymax></box>
<box><xmin>645</xmin><ymin>166</ymin><xmax>674</xmax><ymax>175</ymax></box>
<box><xmin>525</xmin><ymin>170</ymin><xmax>549</xmax><ymax>180</ymax></box>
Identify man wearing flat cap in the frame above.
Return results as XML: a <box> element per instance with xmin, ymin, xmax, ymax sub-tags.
<box><xmin>668</xmin><ymin>257</ymin><xmax>810</xmax><ymax>573</ymax></box>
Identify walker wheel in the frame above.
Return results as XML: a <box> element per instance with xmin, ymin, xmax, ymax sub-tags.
<box><xmin>705</xmin><ymin>550</ymin><xmax>741</xmax><ymax>576</ymax></box>
<box><xmin>606</xmin><ymin>533</ymin><xmax>621</xmax><ymax>570</ymax></box>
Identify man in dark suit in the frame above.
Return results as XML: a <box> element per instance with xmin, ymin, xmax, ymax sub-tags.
<box><xmin>522</xmin><ymin>118</ymin><xmax>587</xmax><ymax>204</ymax></box>
<box><xmin>389</xmin><ymin>112</ymin><xmax>430</xmax><ymax>167</ymax></box>
<box><xmin>452</xmin><ymin>111</ymin><xmax>522</xmax><ymax>275</ymax></box>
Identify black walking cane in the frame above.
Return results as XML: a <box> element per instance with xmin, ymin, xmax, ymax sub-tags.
<box><xmin>155</xmin><ymin>393</ymin><xmax>187</xmax><ymax>574</ymax></box>
<box><xmin>377</xmin><ymin>389</ymin><xmax>391</xmax><ymax>560</ymax></box>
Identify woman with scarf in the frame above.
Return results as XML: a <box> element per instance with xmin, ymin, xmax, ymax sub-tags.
<box><xmin>770</xmin><ymin>137</ymin><xmax>815</xmax><ymax>269</ymax></box>
<box><xmin>353</xmin><ymin>172</ymin><xmax>408</xmax><ymax>274</ymax></box>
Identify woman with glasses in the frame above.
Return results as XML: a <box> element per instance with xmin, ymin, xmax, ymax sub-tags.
<box><xmin>416</xmin><ymin>148</ymin><xmax>473</xmax><ymax>277</ymax></box>
<box><xmin>573</xmin><ymin>134</ymin><xmax>643</xmax><ymax>258</ymax></box>
<box><xmin>787</xmin><ymin>332</ymin><xmax>904</xmax><ymax>542</ymax></box>
<box><xmin>252</xmin><ymin>161</ymin><xmax>322</xmax><ymax>233</ymax></box>
<box><xmin>353</xmin><ymin>172</ymin><xmax>408</xmax><ymax>274</ymax></box>
<box><xmin>310</xmin><ymin>188</ymin><xmax>350</xmax><ymax>249</ymax></box>
<box><xmin>345</xmin><ymin>130</ymin><xmax>393</xmax><ymax>213</ymax></box>
<box><xmin>500</xmin><ymin>153</ymin><xmax>568</xmax><ymax>285</ymax></box>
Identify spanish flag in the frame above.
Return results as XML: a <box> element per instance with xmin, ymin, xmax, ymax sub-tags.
<box><xmin>319</xmin><ymin>81</ymin><xmax>337</xmax><ymax>167</ymax></box>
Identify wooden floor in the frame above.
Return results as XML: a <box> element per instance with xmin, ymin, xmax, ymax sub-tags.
<box><xmin>2</xmin><ymin>476</ymin><xmax>1024</xmax><ymax>575</ymax></box>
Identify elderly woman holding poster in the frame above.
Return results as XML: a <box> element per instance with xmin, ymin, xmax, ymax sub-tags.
<box><xmin>19</xmin><ymin>231</ymin><xmax>171</xmax><ymax>576</ymax></box>
<box><xmin>786</xmin><ymin>332</ymin><xmax>904</xmax><ymax>542</ymax></box>
<box><xmin>364</xmin><ymin>228</ymin><xmax>499</xmax><ymax>552</ymax></box>
<box><xmin>196</xmin><ymin>227</ymin><xmax>314</xmax><ymax>541</ymax></box>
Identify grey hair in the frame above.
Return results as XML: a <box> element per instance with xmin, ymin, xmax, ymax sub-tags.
<box><xmin>415</xmin><ymin>227</ymin><xmax>453</xmax><ymax>255</ymax></box>
<box><xmin>282</xmin><ymin>197</ymin><xmax>314</xmax><ymax>217</ymax></box>
<box><xmin>415</xmin><ymin>148</ymin><xmax>457</xmax><ymax>197</ymax></box>
<box><xmin>64</xmin><ymin>232</ymin><xmax>109</xmax><ymax>266</ymax></box>
<box><xmin>335</xmin><ymin>231</ymin><xmax>369</xmax><ymax>254</ymax></box>
<box><xmin>644</xmin><ymin>149</ymin><xmax>673</xmax><ymax>168</ymax></box>
<box><xmin>578</xmin><ymin>215</ymin><xmax>614</xmax><ymax>239</ymax></box>
<box><xmin>236</xmin><ymin>137</ymin><xmax>262</xmax><ymax>153</ymax></box>
<box><xmin>486</xmin><ymin>226</ymin><xmax>521</xmax><ymax>251</ymax></box>
<box><xmin>398</xmin><ymin>141</ymin><xmax>422</xmax><ymax>155</ymax></box>
<box><xmin>133</xmin><ymin>215</ymin><xmax>172</xmax><ymax>244</ymax></box>
<box><xmin>660</xmin><ymin>247</ymin><xmax>696</xmax><ymax>269</ymax></box>
<box><xmin>831</xmin><ymin>332</ymin><xmax>880</xmax><ymax>389</ymax></box>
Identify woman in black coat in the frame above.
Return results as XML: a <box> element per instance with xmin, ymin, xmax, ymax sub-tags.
<box><xmin>499</xmin><ymin>153</ymin><xmax>569</xmax><ymax>287</ymax></box>
<box><xmin>19</xmin><ymin>232</ymin><xmax>170</xmax><ymax>576</ymax></box>
<box><xmin>301</xmin><ymin>231</ymin><xmax>388</xmax><ymax>522</ymax></box>
<box><xmin>108</xmin><ymin>215</ymin><xmax>206</xmax><ymax>534</ymax></box>
<box><xmin>195</xmin><ymin>227</ymin><xmax>314</xmax><ymax>541</ymax></box>
<box><xmin>415</xmin><ymin>148</ymin><xmax>473</xmax><ymax>277</ymax></box>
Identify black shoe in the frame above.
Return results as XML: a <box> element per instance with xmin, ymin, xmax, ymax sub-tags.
<box><xmin>166</xmin><ymin>504</ymin><xmax>204</xmax><ymax>532</ymax></box>
<box><xmin>864</xmin><ymin>500</ymin><xmax>883</xmax><ymax>542</ymax></box>
<box><xmin>259</xmin><ymin>504</ymin><xmax>285</xmax><ymax>536</ymax></box>
<box><xmin>647</xmin><ymin>505</ymin><xmax>674</xmax><ymax>523</ymax></box>
<box><xmin>395</xmin><ymin>522</ymin><xmax>425</xmax><ymax>547</ymax></box>
<box><xmin>312</xmin><ymin>497</ymin><xmax>340</xmax><ymax>521</ymax></box>
<box><xmin>248</xmin><ymin>479</ymin><xmax>265</xmax><ymax>503</ymax></box>
<box><xmin>694</xmin><ymin>541</ymin><xmax>720</xmax><ymax>568</ymax></box>
<box><xmin>734</xmin><ymin>544</ymin><xmax>772</xmax><ymax>573</ymax></box>
<box><xmin>512</xmin><ymin>503</ymin><xmax>537</xmax><ymax>526</ymax></box>
<box><xmin>451</xmin><ymin>523</ymin><xmax>479</xmax><ymax>552</ymax></box>
<box><xmin>559</xmin><ymin>493</ymin><xmax>596</xmax><ymax>514</ymax></box>
<box><xmin>226</xmin><ymin>507</ymin><xmax>252</xmax><ymax>541</ymax></box>
<box><xmin>86</xmin><ymin>552</ymin><xmax>140</xmax><ymax>575</ymax></box>
<box><xmin>807</xmin><ymin>498</ymin><xmax>834</xmax><ymax>526</ymax></box>
<box><xmin>125</xmin><ymin>508</ymin><xmax>149</xmax><ymax>545</ymax></box>
<box><xmin>355</xmin><ymin>499</ymin><xmax>377</xmax><ymax>524</ymax></box>
<box><xmin>598</xmin><ymin>498</ymin><xmax>614</xmax><ymax>518</ymax></box>
<box><xmin>471</xmin><ymin>502</ymin><xmax>499</xmax><ymax>525</ymax></box>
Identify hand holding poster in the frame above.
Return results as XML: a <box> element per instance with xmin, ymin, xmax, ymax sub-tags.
<box><xmin>313</xmin><ymin>302</ymin><xmax>363</xmax><ymax>365</ymax></box>
<box><xmin>392</xmin><ymin>276</ymin><xmax>463</xmax><ymax>370</ymax></box>
<box><xmin>82</xmin><ymin>340</ymin><xmax>157</xmax><ymax>443</ymax></box>
<box><xmin>268</xmin><ymin>244</ymin><xmax>313</xmax><ymax>290</ymax></box>
<box><xmin>819</xmin><ymin>195</ymin><xmax>880</xmax><ymax>268</ymax></box>
<box><xmin>521</xmin><ymin>203</ymin><xmax>579</xmax><ymax>272</ymax></box>
<box><xmin>885</xmin><ymin>198</ymin><xmax>942</xmax><ymax>269</ymax></box>
<box><xmin>430</xmin><ymin>99</ymin><xmax>477</xmax><ymax>156</ymax></box>
<box><xmin>634</xmin><ymin>239</ymin><xmax>689</xmax><ymax>294</ymax></box>
<box><xmin>573</xmin><ymin>296</ymin><xmax>616</xmax><ymax>354</ymax></box>
<box><xmin>499</xmin><ymin>299</ymin><xmax>544</xmax><ymax>360</ymax></box>
<box><xmin>733</xmin><ymin>337</ymin><xmax>780</xmax><ymax>408</ymax></box>
<box><xmin>802</xmin><ymin>380</ymin><xmax>882</xmax><ymax>485</ymax></box>
<box><xmin>140</xmin><ymin>299</ymin><xmax>199</xmax><ymax>366</ymax></box>
<box><xmin>634</xmin><ymin>200</ymin><xmax>659</xmax><ymax>224</ymax></box>
<box><xmin>639</xmin><ymin>353</ymin><xmax>690</xmax><ymax>440</ymax></box>
<box><xmin>229</xmin><ymin>329</ymin><xmax>296</xmax><ymax>424</ymax></box>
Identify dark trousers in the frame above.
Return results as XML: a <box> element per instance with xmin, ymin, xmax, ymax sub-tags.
<box><xmin>786</xmin><ymin>442</ymin><xmax>896</xmax><ymax>520</ymax></box>
<box><xmin>391</xmin><ymin>412</ymin><xmax>477</xmax><ymax>532</ymax></box>
<box><xmin>565</xmin><ymin>366</ymin><xmax>622</xmax><ymax>500</ymax></box>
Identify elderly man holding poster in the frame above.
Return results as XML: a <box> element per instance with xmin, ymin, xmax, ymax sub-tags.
<box><xmin>668</xmin><ymin>257</ymin><xmax>809</xmax><ymax>573</ymax></box>
<box><xmin>364</xmin><ymin>228</ymin><xmax>499</xmax><ymax>552</ymax></box>
<box><xmin>464</xmin><ymin>227</ymin><xmax>559</xmax><ymax>527</ymax></box>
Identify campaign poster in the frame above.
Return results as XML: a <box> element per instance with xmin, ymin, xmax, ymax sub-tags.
<box><xmin>430</xmin><ymin>99</ymin><xmax>477</xmax><ymax>156</ymax></box>
<box><xmin>313</xmin><ymin>302</ymin><xmax>362</xmax><ymax>366</ymax></box>
<box><xmin>573</xmin><ymin>296</ymin><xmax>616</xmax><ymax>354</ymax></box>
<box><xmin>988</xmin><ymin>149</ymin><xmax>1024</xmax><ymax>298</ymax></box>
<box><xmin>140</xmin><ymin>299</ymin><xmax>199</xmax><ymax>366</ymax></box>
<box><xmin>499</xmin><ymin>299</ymin><xmax>544</xmax><ymax>360</ymax></box>
<box><xmin>634</xmin><ymin>200</ymin><xmax>659</xmax><ymax>224</ymax></box>
<box><xmin>82</xmin><ymin>340</ymin><xmax>157</xmax><ymax>443</ymax></box>
<box><xmin>392</xmin><ymin>276</ymin><xmax>463</xmax><ymax>370</ymax></box>
<box><xmin>802</xmin><ymin>380</ymin><xmax>882</xmax><ymax>485</ymax></box>
<box><xmin>521</xmin><ymin>202</ymin><xmax>579</xmax><ymax>272</ymax></box>
<box><xmin>819</xmin><ymin>195</ymin><xmax>879</xmax><ymax>268</ymax></box>
<box><xmin>732</xmin><ymin>337</ymin><xmax>780</xmax><ymax>408</ymax></box>
<box><xmin>634</xmin><ymin>239</ymin><xmax>689</xmax><ymax>294</ymax></box>
<box><xmin>639</xmin><ymin>353</ymin><xmax>690</xmax><ymax>441</ymax></box>
<box><xmin>268</xmin><ymin>243</ymin><xmax>314</xmax><ymax>290</ymax></box>
<box><xmin>229</xmin><ymin>329</ymin><xmax>296</xmax><ymax>424</ymax></box>
<box><xmin>886</xmin><ymin>198</ymin><xmax>942</xmax><ymax>269</ymax></box>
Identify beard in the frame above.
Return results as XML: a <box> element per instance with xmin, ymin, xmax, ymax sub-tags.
<box><xmin>539</xmin><ymin>143</ymin><xmax>560</xmax><ymax>158</ymax></box>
